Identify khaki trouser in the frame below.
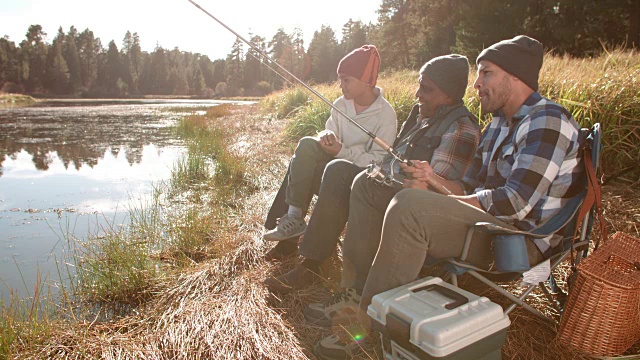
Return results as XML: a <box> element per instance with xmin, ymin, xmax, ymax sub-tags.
<box><xmin>360</xmin><ymin>189</ymin><xmax>544</xmax><ymax>309</ymax></box>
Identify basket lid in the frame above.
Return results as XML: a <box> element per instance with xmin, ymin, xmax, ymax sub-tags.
<box><xmin>578</xmin><ymin>232</ymin><xmax>640</xmax><ymax>290</ymax></box>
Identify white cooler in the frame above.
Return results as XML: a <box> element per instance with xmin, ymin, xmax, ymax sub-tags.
<box><xmin>367</xmin><ymin>277</ymin><xmax>510</xmax><ymax>360</ymax></box>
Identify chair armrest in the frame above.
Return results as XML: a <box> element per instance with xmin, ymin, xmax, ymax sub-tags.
<box><xmin>471</xmin><ymin>222</ymin><xmax>551</xmax><ymax>239</ymax></box>
<box><xmin>460</xmin><ymin>222</ymin><xmax>549</xmax><ymax>262</ymax></box>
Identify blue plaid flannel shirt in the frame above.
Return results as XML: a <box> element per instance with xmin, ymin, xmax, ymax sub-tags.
<box><xmin>459</xmin><ymin>92</ymin><xmax>584</xmax><ymax>252</ymax></box>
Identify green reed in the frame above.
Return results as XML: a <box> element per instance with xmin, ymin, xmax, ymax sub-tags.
<box><xmin>261</xmin><ymin>51</ymin><xmax>640</xmax><ymax>180</ymax></box>
<box><xmin>1</xmin><ymin>268</ymin><xmax>56</xmax><ymax>358</ymax></box>
<box><xmin>0</xmin><ymin>103</ymin><xmax>254</xmax><ymax>355</ymax></box>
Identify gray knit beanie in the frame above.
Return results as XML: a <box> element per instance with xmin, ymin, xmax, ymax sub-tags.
<box><xmin>476</xmin><ymin>35</ymin><xmax>543</xmax><ymax>91</ymax></box>
<box><xmin>420</xmin><ymin>54</ymin><xmax>469</xmax><ymax>101</ymax></box>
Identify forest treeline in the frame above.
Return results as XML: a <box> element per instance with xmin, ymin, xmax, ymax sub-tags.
<box><xmin>1</xmin><ymin>0</ymin><xmax>638</xmax><ymax>98</ymax></box>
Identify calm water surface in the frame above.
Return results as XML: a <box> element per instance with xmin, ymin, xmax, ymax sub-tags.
<box><xmin>0</xmin><ymin>99</ymin><xmax>238</xmax><ymax>304</ymax></box>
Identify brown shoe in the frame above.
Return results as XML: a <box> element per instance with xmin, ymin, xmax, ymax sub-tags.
<box><xmin>263</xmin><ymin>243</ymin><xmax>298</xmax><ymax>262</ymax></box>
<box><xmin>264</xmin><ymin>264</ymin><xmax>319</xmax><ymax>294</ymax></box>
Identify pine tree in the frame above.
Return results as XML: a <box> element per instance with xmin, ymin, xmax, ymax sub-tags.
<box><xmin>21</xmin><ymin>24</ymin><xmax>48</xmax><ymax>92</ymax></box>
<box><xmin>77</xmin><ymin>29</ymin><xmax>99</xmax><ymax>92</ymax></box>
<box><xmin>44</xmin><ymin>28</ymin><xmax>70</xmax><ymax>94</ymax></box>
<box><xmin>226</xmin><ymin>38</ymin><xmax>244</xmax><ymax>96</ymax></box>
<box><xmin>341</xmin><ymin>19</ymin><xmax>368</xmax><ymax>56</ymax></box>
<box><xmin>64</xmin><ymin>26</ymin><xmax>82</xmax><ymax>94</ymax></box>
<box><xmin>308</xmin><ymin>25</ymin><xmax>340</xmax><ymax>83</ymax></box>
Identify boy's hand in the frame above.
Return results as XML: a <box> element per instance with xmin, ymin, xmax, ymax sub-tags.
<box><xmin>400</xmin><ymin>160</ymin><xmax>434</xmax><ymax>189</ymax></box>
<box><xmin>318</xmin><ymin>130</ymin><xmax>342</xmax><ymax>156</ymax></box>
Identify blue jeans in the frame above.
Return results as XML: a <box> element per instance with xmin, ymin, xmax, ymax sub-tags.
<box><xmin>298</xmin><ymin>160</ymin><xmax>365</xmax><ymax>261</ymax></box>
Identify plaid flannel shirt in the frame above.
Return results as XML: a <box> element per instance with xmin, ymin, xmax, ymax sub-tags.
<box><xmin>460</xmin><ymin>92</ymin><xmax>584</xmax><ymax>251</ymax></box>
<box><xmin>396</xmin><ymin>104</ymin><xmax>480</xmax><ymax>181</ymax></box>
<box><xmin>428</xmin><ymin>117</ymin><xmax>480</xmax><ymax>181</ymax></box>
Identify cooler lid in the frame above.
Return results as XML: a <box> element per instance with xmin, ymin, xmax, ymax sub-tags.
<box><xmin>368</xmin><ymin>277</ymin><xmax>511</xmax><ymax>357</ymax></box>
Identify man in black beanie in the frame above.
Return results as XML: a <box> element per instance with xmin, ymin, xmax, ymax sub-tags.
<box><xmin>313</xmin><ymin>35</ymin><xmax>585</xmax><ymax>360</ymax></box>
<box><xmin>264</xmin><ymin>54</ymin><xmax>481</xmax><ymax>298</ymax></box>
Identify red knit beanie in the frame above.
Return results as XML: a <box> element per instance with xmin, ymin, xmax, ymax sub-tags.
<box><xmin>337</xmin><ymin>45</ymin><xmax>380</xmax><ymax>87</ymax></box>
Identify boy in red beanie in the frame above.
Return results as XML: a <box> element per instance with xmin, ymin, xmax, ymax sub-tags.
<box><xmin>262</xmin><ymin>45</ymin><xmax>397</xmax><ymax>246</ymax></box>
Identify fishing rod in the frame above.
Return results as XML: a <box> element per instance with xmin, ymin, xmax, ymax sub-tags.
<box><xmin>185</xmin><ymin>0</ymin><xmax>452</xmax><ymax>195</ymax></box>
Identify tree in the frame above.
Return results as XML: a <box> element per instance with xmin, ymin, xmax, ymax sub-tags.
<box><xmin>77</xmin><ymin>29</ymin><xmax>99</xmax><ymax>92</ymax></box>
<box><xmin>267</xmin><ymin>28</ymin><xmax>292</xmax><ymax>89</ymax></box>
<box><xmin>308</xmin><ymin>25</ymin><xmax>341</xmax><ymax>83</ymax></box>
<box><xmin>189</xmin><ymin>58</ymin><xmax>206</xmax><ymax>96</ymax></box>
<box><xmin>404</xmin><ymin>0</ymin><xmax>459</xmax><ymax>66</ymax></box>
<box><xmin>454</xmin><ymin>0</ymin><xmax>528</xmax><ymax>60</ymax></box>
<box><xmin>44</xmin><ymin>28</ymin><xmax>70</xmax><ymax>94</ymax></box>
<box><xmin>226</xmin><ymin>38</ymin><xmax>244</xmax><ymax>95</ymax></box>
<box><xmin>243</xmin><ymin>34</ymin><xmax>267</xmax><ymax>95</ymax></box>
<box><xmin>64</xmin><ymin>26</ymin><xmax>82</xmax><ymax>93</ymax></box>
<box><xmin>212</xmin><ymin>59</ymin><xmax>226</xmax><ymax>89</ymax></box>
<box><xmin>148</xmin><ymin>45</ymin><xmax>169</xmax><ymax>94</ymax></box>
<box><xmin>167</xmin><ymin>48</ymin><xmax>188</xmax><ymax>95</ymax></box>
<box><xmin>98</xmin><ymin>40</ymin><xmax>124</xmax><ymax>96</ymax></box>
<box><xmin>0</xmin><ymin>36</ymin><xmax>22</xmax><ymax>87</ymax></box>
<box><xmin>341</xmin><ymin>19</ymin><xmax>368</xmax><ymax>55</ymax></box>
<box><xmin>21</xmin><ymin>24</ymin><xmax>48</xmax><ymax>92</ymax></box>
<box><xmin>375</xmin><ymin>0</ymin><xmax>411</xmax><ymax>69</ymax></box>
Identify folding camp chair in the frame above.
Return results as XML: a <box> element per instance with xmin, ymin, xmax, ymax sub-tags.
<box><xmin>435</xmin><ymin>123</ymin><xmax>605</xmax><ymax>323</ymax></box>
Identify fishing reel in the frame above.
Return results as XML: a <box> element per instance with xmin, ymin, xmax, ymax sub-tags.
<box><xmin>366</xmin><ymin>157</ymin><xmax>404</xmax><ymax>187</ymax></box>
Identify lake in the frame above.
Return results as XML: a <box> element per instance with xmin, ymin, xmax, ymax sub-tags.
<box><xmin>0</xmin><ymin>98</ymin><xmax>243</xmax><ymax>305</ymax></box>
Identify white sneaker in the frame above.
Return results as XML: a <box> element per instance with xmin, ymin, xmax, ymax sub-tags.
<box><xmin>304</xmin><ymin>288</ymin><xmax>361</xmax><ymax>327</ymax></box>
<box><xmin>263</xmin><ymin>214</ymin><xmax>307</xmax><ymax>241</ymax></box>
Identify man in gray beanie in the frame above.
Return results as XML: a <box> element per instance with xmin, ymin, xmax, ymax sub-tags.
<box><xmin>264</xmin><ymin>54</ymin><xmax>481</xmax><ymax>304</ymax></box>
<box><xmin>312</xmin><ymin>35</ymin><xmax>585</xmax><ymax>359</ymax></box>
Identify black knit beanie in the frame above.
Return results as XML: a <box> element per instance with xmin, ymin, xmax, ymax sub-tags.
<box><xmin>420</xmin><ymin>54</ymin><xmax>469</xmax><ymax>101</ymax></box>
<box><xmin>476</xmin><ymin>35</ymin><xmax>543</xmax><ymax>91</ymax></box>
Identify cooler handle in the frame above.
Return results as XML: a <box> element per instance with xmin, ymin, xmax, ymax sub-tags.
<box><xmin>412</xmin><ymin>284</ymin><xmax>469</xmax><ymax>310</ymax></box>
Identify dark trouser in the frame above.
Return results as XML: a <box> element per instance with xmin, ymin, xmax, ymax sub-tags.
<box><xmin>360</xmin><ymin>189</ymin><xmax>545</xmax><ymax>309</ymax></box>
<box><xmin>298</xmin><ymin>160</ymin><xmax>365</xmax><ymax>262</ymax></box>
<box><xmin>340</xmin><ymin>171</ymin><xmax>403</xmax><ymax>291</ymax></box>
<box><xmin>264</xmin><ymin>137</ymin><xmax>333</xmax><ymax>231</ymax></box>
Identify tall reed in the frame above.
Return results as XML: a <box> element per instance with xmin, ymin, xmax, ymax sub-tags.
<box><xmin>1</xmin><ymin>103</ymin><xmax>254</xmax><ymax>355</ymax></box>
<box><xmin>261</xmin><ymin>51</ymin><xmax>640</xmax><ymax>180</ymax></box>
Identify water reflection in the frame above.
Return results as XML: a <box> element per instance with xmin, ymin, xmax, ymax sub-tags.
<box><xmin>0</xmin><ymin>99</ymin><xmax>230</xmax><ymax>304</ymax></box>
<box><xmin>0</xmin><ymin>100</ymin><xmax>191</xmax><ymax>175</ymax></box>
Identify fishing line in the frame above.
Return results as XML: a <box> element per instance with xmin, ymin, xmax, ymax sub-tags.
<box><xmin>185</xmin><ymin>0</ymin><xmax>452</xmax><ymax>195</ymax></box>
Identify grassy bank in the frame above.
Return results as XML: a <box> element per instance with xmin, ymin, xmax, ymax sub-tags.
<box><xmin>261</xmin><ymin>49</ymin><xmax>640</xmax><ymax>183</ymax></box>
<box><xmin>2</xmin><ymin>52</ymin><xmax>639</xmax><ymax>359</ymax></box>
<box><xmin>0</xmin><ymin>104</ymin><xmax>261</xmax><ymax>358</ymax></box>
<box><xmin>0</xmin><ymin>93</ymin><xmax>37</xmax><ymax>106</ymax></box>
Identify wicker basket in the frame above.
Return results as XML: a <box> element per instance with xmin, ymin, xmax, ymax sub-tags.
<box><xmin>557</xmin><ymin>231</ymin><xmax>640</xmax><ymax>356</ymax></box>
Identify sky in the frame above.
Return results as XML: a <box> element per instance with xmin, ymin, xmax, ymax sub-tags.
<box><xmin>0</xmin><ymin>0</ymin><xmax>380</xmax><ymax>60</ymax></box>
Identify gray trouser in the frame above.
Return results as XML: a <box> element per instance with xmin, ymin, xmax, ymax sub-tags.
<box><xmin>299</xmin><ymin>159</ymin><xmax>364</xmax><ymax>261</ymax></box>
<box><xmin>341</xmin><ymin>171</ymin><xmax>402</xmax><ymax>290</ymax></box>
<box><xmin>285</xmin><ymin>137</ymin><xmax>335</xmax><ymax>209</ymax></box>
<box><xmin>360</xmin><ymin>189</ymin><xmax>544</xmax><ymax>309</ymax></box>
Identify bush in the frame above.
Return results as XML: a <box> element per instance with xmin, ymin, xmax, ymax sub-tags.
<box><xmin>1</xmin><ymin>82</ymin><xmax>25</xmax><ymax>94</ymax></box>
<box><xmin>253</xmin><ymin>81</ymin><xmax>273</xmax><ymax>96</ymax></box>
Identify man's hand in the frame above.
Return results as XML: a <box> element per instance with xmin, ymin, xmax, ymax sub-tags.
<box><xmin>318</xmin><ymin>130</ymin><xmax>342</xmax><ymax>156</ymax></box>
<box><xmin>400</xmin><ymin>160</ymin><xmax>434</xmax><ymax>189</ymax></box>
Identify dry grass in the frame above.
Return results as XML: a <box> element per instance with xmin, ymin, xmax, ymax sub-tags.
<box><xmin>8</xmin><ymin>104</ymin><xmax>640</xmax><ymax>359</ymax></box>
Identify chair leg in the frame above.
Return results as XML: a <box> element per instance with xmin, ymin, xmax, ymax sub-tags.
<box><xmin>450</xmin><ymin>273</ymin><xmax>458</xmax><ymax>287</ymax></box>
<box><xmin>467</xmin><ymin>270</ymin><xmax>553</xmax><ymax>323</ymax></box>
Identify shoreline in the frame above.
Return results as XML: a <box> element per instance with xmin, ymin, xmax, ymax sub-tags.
<box><xmin>2</xmin><ymin>99</ymin><xmax>639</xmax><ymax>359</ymax></box>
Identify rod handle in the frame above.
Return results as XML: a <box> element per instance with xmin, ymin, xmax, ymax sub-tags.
<box><xmin>425</xmin><ymin>177</ymin><xmax>452</xmax><ymax>195</ymax></box>
<box><xmin>372</xmin><ymin>137</ymin><xmax>451</xmax><ymax>195</ymax></box>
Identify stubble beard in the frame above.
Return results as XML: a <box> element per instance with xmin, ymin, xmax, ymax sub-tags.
<box><xmin>482</xmin><ymin>75</ymin><xmax>512</xmax><ymax>114</ymax></box>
